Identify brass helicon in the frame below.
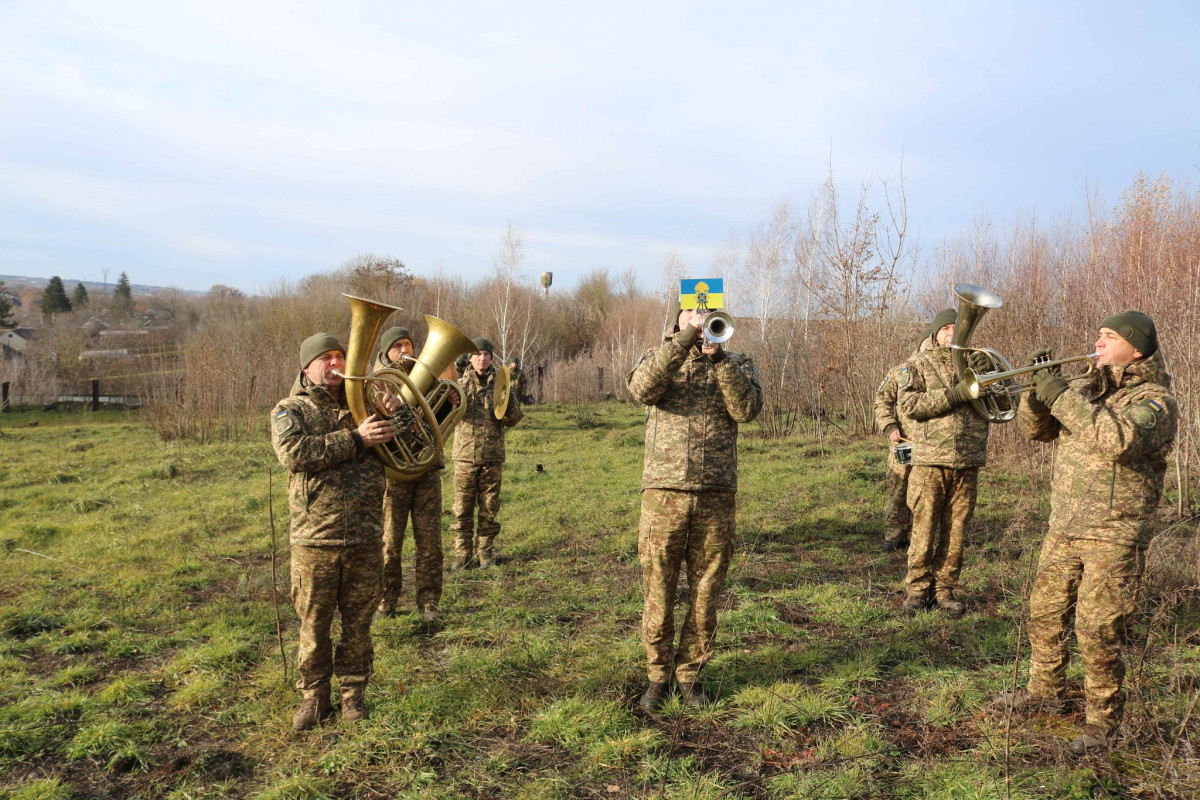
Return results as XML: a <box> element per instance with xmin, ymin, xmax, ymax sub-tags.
<box><xmin>950</xmin><ymin>283</ymin><xmax>1098</xmax><ymax>424</ymax></box>
<box><xmin>336</xmin><ymin>293</ymin><xmax>477</xmax><ymax>480</ymax></box>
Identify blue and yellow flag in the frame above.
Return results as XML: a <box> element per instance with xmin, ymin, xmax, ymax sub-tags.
<box><xmin>680</xmin><ymin>278</ymin><xmax>724</xmax><ymax>310</ymax></box>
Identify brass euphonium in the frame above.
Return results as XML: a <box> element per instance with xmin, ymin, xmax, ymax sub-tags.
<box><xmin>336</xmin><ymin>293</ymin><xmax>478</xmax><ymax>480</ymax></box>
<box><xmin>949</xmin><ymin>283</ymin><xmax>1016</xmax><ymax>424</ymax></box>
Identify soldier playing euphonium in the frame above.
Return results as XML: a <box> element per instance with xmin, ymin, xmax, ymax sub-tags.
<box><xmin>993</xmin><ymin>311</ymin><xmax>1177</xmax><ymax>755</ymax></box>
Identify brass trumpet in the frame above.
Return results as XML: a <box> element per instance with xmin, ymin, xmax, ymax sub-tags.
<box><xmin>965</xmin><ymin>352</ymin><xmax>1099</xmax><ymax>400</ymax></box>
<box><xmin>702</xmin><ymin>311</ymin><xmax>734</xmax><ymax>344</ymax></box>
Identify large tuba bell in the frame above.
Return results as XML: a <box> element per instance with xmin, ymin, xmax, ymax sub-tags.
<box><xmin>337</xmin><ymin>294</ymin><xmax>478</xmax><ymax>480</ymax></box>
<box><xmin>949</xmin><ymin>283</ymin><xmax>1016</xmax><ymax>424</ymax></box>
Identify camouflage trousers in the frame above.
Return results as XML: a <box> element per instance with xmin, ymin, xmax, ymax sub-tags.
<box><xmin>884</xmin><ymin>451</ymin><xmax>913</xmax><ymax>545</ymax></box>
<box><xmin>450</xmin><ymin>461</ymin><xmax>503</xmax><ymax>560</ymax></box>
<box><xmin>381</xmin><ymin>470</ymin><xmax>444</xmax><ymax>611</ymax></box>
<box><xmin>1025</xmin><ymin>531</ymin><xmax>1144</xmax><ymax>733</ymax></box>
<box><xmin>905</xmin><ymin>466</ymin><xmax>978</xmax><ymax>599</ymax></box>
<box><xmin>290</xmin><ymin>540</ymin><xmax>382</xmax><ymax>698</ymax></box>
<box><xmin>638</xmin><ymin>488</ymin><xmax>736</xmax><ymax>684</ymax></box>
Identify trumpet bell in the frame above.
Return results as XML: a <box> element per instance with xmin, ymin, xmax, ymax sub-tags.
<box><xmin>703</xmin><ymin>311</ymin><xmax>734</xmax><ymax>344</ymax></box>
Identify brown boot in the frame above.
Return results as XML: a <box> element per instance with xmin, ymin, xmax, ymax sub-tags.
<box><xmin>677</xmin><ymin>682</ymin><xmax>707</xmax><ymax>709</ymax></box>
<box><xmin>376</xmin><ymin>597</ymin><xmax>398</xmax><ymax>617</ymax></box>
<box><xmin>638</xmin><ymin>681</ymin><xmax>669</xmax><ymax>712</ymax></box>
<box><xmin>340</xmin><ymin>686</ymin><xmax>369</xmax><ymax>724</ymax></box>
<box><xmin>450</xmin><ymin>554</ymin><xmax>474</xmax><ymax>572</ymax></box>
<box><xmin>1069</xmin><ymin>724</ymin><xmax>1108</xmax><ymax>756</ymax></box>
<box><xmin>935</xmin><ymin>594</ymin><xmax>966</xmax><ymax>618</ymax></box>
<box><xmin>292</xmin><ymin>690</ymin><xmax>333</xmax><ymax>731</ymax></box>
<box><xmin>902</xmin><ymin>594</ymin><xmax>929</xmax><ymax>616</ymax></box>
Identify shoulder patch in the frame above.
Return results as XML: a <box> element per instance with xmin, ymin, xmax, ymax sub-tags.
<box><xmin>1128</xmin><ymin>400</ymin><xmax>1162</xmax><ymax>430</ymax></box>
<box><xmin>274</xmin><ymin>409</ymin><xmax>300</xmax><ymax>437</ymax></box>
<box><xmin>899</xmin><ymin>366</ymin><xmax>914</xmax><ymax>389</ymax></box>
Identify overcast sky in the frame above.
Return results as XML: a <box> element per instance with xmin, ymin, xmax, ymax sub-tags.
<box><xmin>2</xmin><ymin>0</ymin><xmax>1198</xmax><ymax>295</ymax></box>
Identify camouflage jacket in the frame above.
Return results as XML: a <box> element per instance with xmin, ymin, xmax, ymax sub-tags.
<box><xmin>375</xmin><ymin>349</ymin><xmax>444</xmax><ymax>472</ymax></box>
<box><xmin>271</xmin><ymin>373</ymin><xmax>385</xmax><ymax>547</ymax></box>
<box><xmin>627</xmin><ymin>327</ymin><xmax>764</xmax><ymax>492</ymax></box>
<box><xmin>451</xmin><ymin>363</ymin><xmax>523</xmax><ymax>463</ymax></box>
<box><xmin>510</xmin><ymin>366</ymin><xmax>530</xmax><ymax>400</ymax></box>
<box><xmin>897</xmin><ymin>343</ymin><xmax>989</xmax><ymax>469</ymax></box>
<box><xmin>1018</xmin><ymin>352</ymin><xmax>1177</xmax><ymax>547</ymax></box>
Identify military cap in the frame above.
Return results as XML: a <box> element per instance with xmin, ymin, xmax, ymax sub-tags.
<box><xmin>300</xmin><ymin>333</ymin><xmax>344</xmax><ymax>368</ymax></box>
<box><xmin>473</xmin><ymin>337</ymin><xmax>495</xmax><ymax>355</ymax></box>
<box><xmin>1099</xmin><ymin>310</ymin><xmax>1157</xmax><ymax>357</ymax></box>
<box><xmin>380</xmin><ymin>326</ymin><xmax>413</xmax><ymax>355</ymax></box>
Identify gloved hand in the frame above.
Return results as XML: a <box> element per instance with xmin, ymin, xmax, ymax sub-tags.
<box><xmin>967</xmin><ymin>351</ymin><xmax>992</xmax><ymax>374</ymax></box>
<box><xmin>1026</xmin><ymin>348</ymin><xmax>1060</xmax><ymax>376</ymax></box>
<box><xmin>1031</xmin><ymin>370</ymin><xmax>1068</xmax><ymax>406</ymax></box>
<box><xmin>945</xmin><ymin>380</ymin><xmax>973</xmax><ymax>406</ymax></box>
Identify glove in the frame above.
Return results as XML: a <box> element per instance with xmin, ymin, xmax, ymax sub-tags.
<box><xmin>945</xmin><ymin>380</ymin><xmax>973</xmax><ymax>407</ymax></box>
<box><xmin>675</xmin><ymin>323</ymin><xmax>700</xmax><ymax>349</ymax></box>
<box><xmin>967</xmin><ymin>351</ymin><xmax>992</xmax><ymax>374</ymax></box>
<box><xmin>1026</xmin><ymin>348</ymin><xmax>1060</xmax><ymax>376</ymax></box>
<box><xmin>1031</xmin><ymin>370</ymin><xmax>1068</xmax><ymax>406</ymax></box>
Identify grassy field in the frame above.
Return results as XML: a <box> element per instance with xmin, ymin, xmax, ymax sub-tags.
<box><xmin>1</xmin><ymin>403</ymin><xmax>1198</xmax><ymax>799</ymax></box>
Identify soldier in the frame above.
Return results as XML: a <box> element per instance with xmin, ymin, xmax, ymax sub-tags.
<box><xmin>896</xmin><ymin>308</ymin><xmax>991</xmax><ymax>617</ymax></box>
<box><xmin>993</xmin><ymin>311</ymin><xmax>1176</xmax><ymax>755</ymax></box>
<box><xmin>874</xmin><ymin>326</ymin><xmax>933</xmax><ymax>552</ymax></box>
<box><xmin>271</xmin><ymin>333</ymin><xmax>396</xmax><ymax>730</ymax></box>
<box><xmin>628</xmin><ymin>304</ymin><xmax>763</xmax><ymax>711</ymax></box>
<box><xmin>374</xmin><ymin>327</ymin><xmax>445</xmax><ymax>623</ymax></box>
<box><xmin>449</xmin><ymin>338</ymin><xmax>523</xmax><ymax>569</ymax></box>
<box><xmin>508</xmin><ymin>356</ymin><xmax>532</xmax><ymax>404</ymax></box>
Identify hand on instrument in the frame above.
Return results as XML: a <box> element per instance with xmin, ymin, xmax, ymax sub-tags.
<box><xmin>379</xmin><ymin>390</ymin><xmax>402</xmax><ymax>415</ymax></box>
<box><xmin>357</xmin><ymin>413</ymin><xmax>396</xmax><ymax>447</ymax></box>
<box><xmin>1026</xmin><ymin>348</ymin><xmax>1060</xmax><ymax>376</ymax></box>
<box><xmin>1030</xmin><ymin>370</ymin><xmax>1068</xmax><ymax>406</ymax></box>
<box><xmin>945</xmin><ymin>379</ymin><xmax>973</xmax><ymax>407</ymax></box>
<box><xmin>889</xmin><ymin>428</ymin><xmax>902</xmax><ymax>443</ymax></box>
<box><xmin>967</xmin><ymin>351</ymin><xmax>992</xmax><ymax>375</ymax></box>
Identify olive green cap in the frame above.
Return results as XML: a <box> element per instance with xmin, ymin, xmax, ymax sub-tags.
<box><xmin>299</xmin><ymin>333</ymin><xmax>344</xmax><ymax>368</ymax></box>
<box><xmin>473</xmin><ymin>337</ymin><xmax>495</xmax><ymax>355</ymax></box>
<box><xmin>380</xmin><ymin>326</ymin><xmax>413</xmax><ymax>355</ymax></box>
<box><xmin>1100</xmin><ymin>310</ymin><xmax>1157</xmax><ymax>357</ymax></box>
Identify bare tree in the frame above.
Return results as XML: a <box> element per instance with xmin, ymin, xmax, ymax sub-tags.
<box><xmin>490</xmin><ymin>222</ymin><xmax>526</xmax><ymax>360</ymax></box>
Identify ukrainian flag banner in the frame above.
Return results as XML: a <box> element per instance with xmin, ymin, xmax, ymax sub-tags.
<box><xmin>680</xmin><ymin>278</ymin><xmax>724</xmax><ymax>310</ymax></box>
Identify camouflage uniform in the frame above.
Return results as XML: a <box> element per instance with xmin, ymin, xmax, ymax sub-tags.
<box><xmin>874</xmin><ymin>350</ymin><xmax>923</xmax><ymax>545</ymax></box>
<box><xmin>271</xmin><ymin>373</ymin><xmax>385</xmax><ymax>703</ymax></box>
<box><xmin>374</xmin><ymin>350</ymin><xmax>444</xmax><ymax>614</ymax></box>
<box><xmin>897</xmin><ymin>339</ymin><xmax>989</xmax><ymax>604</ymax></box>
<box><xmin>1018</xmin><ymin>353</ymin><xmax>1176</xmax><ymax>733</ymax></box>
<box><xmin>627</xmin><ymin>325</ymin><xmax>763</xmax><ymax>684</ymax></box>
<box><xmin>450</xmin><ymin>364</ymin><xmax>524</xmax><ymax>563</ymax></box>
<box><xmin>509</xmin><ymin>363</ymin><xmax>532</xmax><ymax>404</ymax></box>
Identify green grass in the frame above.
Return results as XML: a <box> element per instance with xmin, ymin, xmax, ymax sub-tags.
<box><xmin>0</xmin><ymin>403</ymin><xmax>1196</xmax><ymax>798</ymax></box>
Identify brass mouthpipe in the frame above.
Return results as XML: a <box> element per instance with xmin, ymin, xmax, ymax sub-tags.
<box><xmin>966</xmin><ymin>353</ymin><xmax>1099</xmax><ymax>399</ymax></box>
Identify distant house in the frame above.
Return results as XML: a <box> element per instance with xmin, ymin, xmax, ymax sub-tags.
<box><xmin>1</xmin><ymin>327</ymin><xmax>36</xmax><ymax>359</ymax></box>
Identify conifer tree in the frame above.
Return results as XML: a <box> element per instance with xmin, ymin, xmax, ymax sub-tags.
<box><xmin>112</xmin><ymin>272</ymin><xmax>135</xmax><ymax>318</ymax></box>
<box><xmin>0</xmin><ymin>280</ymin><xmax>14</xmax><ymax>328</ymax></box>
<box><xmin>41</xmin><ymin>276</ymin><xmax>72</xmax><ymax>317</ymax></box>
<box><xmin>72</xmin><ymin>282</ymin><xmax>89</xmax><ymax>309</ymax></box>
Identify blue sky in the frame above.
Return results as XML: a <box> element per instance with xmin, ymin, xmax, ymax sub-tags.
<box><xmin>2</xmin><ymin>0</ymin><xmax>1198</xmax><ymax>294</ymax></box>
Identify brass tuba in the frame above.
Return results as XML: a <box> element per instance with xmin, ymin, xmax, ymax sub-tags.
<box><xmin>949</xmin><ymin>283</ymin><xmax>1016</xmax><ymax>423</ymax></box>
<box><xmin>337</xmin><ymin>293</ymin><xmax>478</xmax><ymax>480</ymax></box>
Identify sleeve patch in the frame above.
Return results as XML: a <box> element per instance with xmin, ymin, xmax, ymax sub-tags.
<box><xmin>274</xmin><ymin>409</ymin><xmax>300</xmax><ymax>436</ymax></box>
<box><xmin>1128</xmin><ymin>402</ymin><xmax>1161</xmax><ymax>430</ymax></box>
<box><xmin>899</xmin><ymin>366</ymin><xmax>914</xmax><ymax>389</ymax></box>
